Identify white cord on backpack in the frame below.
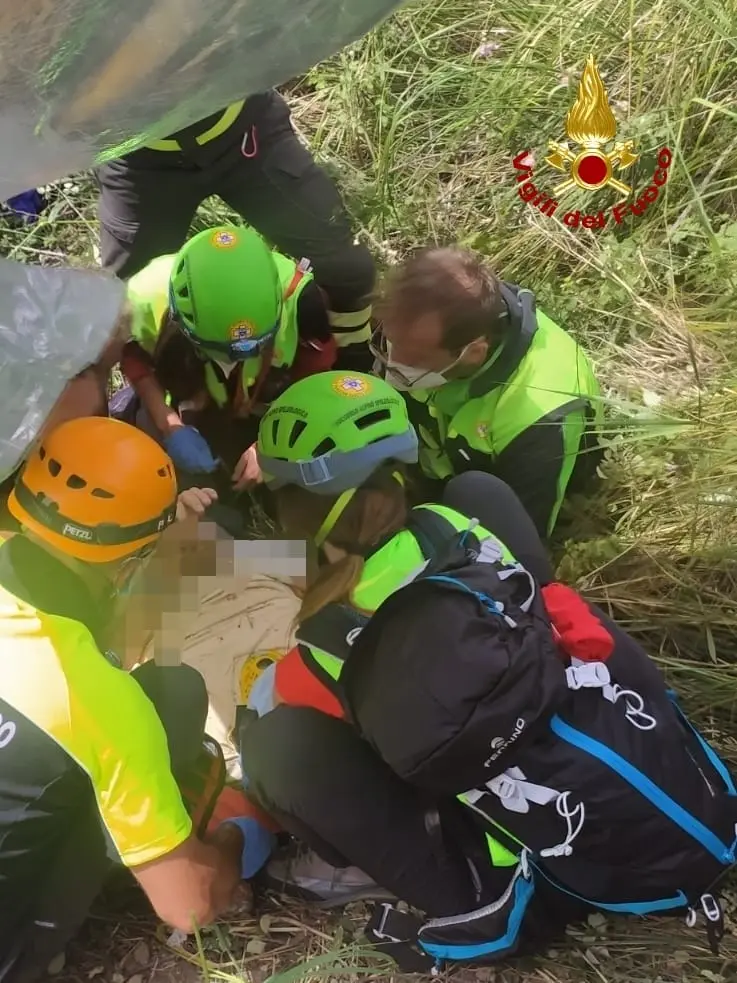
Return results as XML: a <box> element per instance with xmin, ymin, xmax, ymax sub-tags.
<box><xmin>539</xmin><ymin>792</ymin><xmax>586</xmax><ymax>858</ymax></box>
<box><xmin>602</xmin><ymin>683</ymin><xmax>657</xmax><ymax>731</ymax></box>
<box><xmin>566</xmin><ymin>658</ymin><xmax>658</xmax><ymax>731</ymax></box>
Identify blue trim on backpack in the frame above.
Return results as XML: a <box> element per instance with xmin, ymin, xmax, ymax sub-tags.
<box><xmin>530</xmin><ymin>859</ymin><xmax>688</xmax><ymax>914</ymax></box>
<box><xmin>418</xmin><ymin>875</ymin><xmax>534</xmax><ymax>960</ymax></box>
<box><xmin>424</xmin><ymin>575</ymin><xmax>505</xmax><ymax>617</ymax></box>
<box><xmin>666</xmin><ymin>690</ymin><xmax>737</xmax><ymax>797</ymax></box>
<box><xmin>550</xmin><ymin>715</ymin><xmax>735</xmax><ymax>865</ymax></box>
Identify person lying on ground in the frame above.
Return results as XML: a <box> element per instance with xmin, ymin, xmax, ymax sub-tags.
<box><xmin>233</xmin><ymin>370</ymin><xmax>737</xmax><ymax>973</ymax></box>
<box><xmin>113</xmin><ymin>224</ymin><xmax>360</xmax><ymax>503</ymax></box>
<box><xmin>96</xmin><ymin>91</ymin><xmax>374</xmax><ymax>372</ymax></box>
<box><xmin>370</xmin><ymin>247</ymin><xmax>603</xmax><ymax>539</ymax></box>
<box><xmin>0</xmin><ymin>418</ymin><xmax>274</xmax><ymax>983</ymax></box>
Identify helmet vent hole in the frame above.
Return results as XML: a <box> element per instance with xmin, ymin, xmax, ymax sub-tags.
<box><xmin>157</xmin><ymin>466</ymin><xmax>172</xmax><ymax>479</ymax></box>
<box><xmin>271</xmin><ymin>419</ymin><xmax>280</xmax><ymax>445</ymax></box>
<box><xmin>91</xmin><ymin>487</ymin><xmax>114</xmax><ymax>499</ymax></box>
<box><xmin>48</xmin><ymin>459</ymin><xmax>62</xmax><ymax>478</ymax></box>
<box><xmin>38</xmin><ymin>446</ymin><xmax>46</xmax><ymax>461</ymax></box>
<box><xmin>178</xmin><ymin>285</ymin><xmax>190</xmax><ymax>299</ymax></box>
<box><xmin>355</xmin><ymin>409</ymin><xmax>391</xmax><ymax>430</ymax></box>
<box><xmin>312</xmin><ymin>438</ymin><xmax>336</xmax><ymax>457</ymax></box>
<box><xmin>288</xmin><ymin>421</ymin><xmax>307</xmax><ymax>448</ymax></box>
<box><xmin>66</xmin><ymin>474</ymin><xmax>87</xmax><ymax>490</ymax></box>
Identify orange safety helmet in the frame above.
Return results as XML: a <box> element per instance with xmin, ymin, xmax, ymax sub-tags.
<box><xmin>8</xmin><ymin>417</ymin><xmax>178</xmax><ymax>564</ymax></box>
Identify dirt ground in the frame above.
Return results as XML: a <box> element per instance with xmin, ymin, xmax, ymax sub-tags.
<box><xmin>52</xmin><ymin>879</ymin><xmax>737</xmax><ymax>983</ymax></box>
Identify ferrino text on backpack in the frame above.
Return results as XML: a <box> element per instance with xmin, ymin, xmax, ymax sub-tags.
<box><xmin>304</xmin><ymin>509</ymin><xmax>737</xmax><ymax>973</ymax></box>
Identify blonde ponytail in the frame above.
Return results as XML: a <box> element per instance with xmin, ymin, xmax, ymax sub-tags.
<box><xmin>298</xmin><ymin>553</ymin><xmax>365</xmax><ymax>624</ymax></box>
<box><xmin>275</xmin><ymin>461</ymin><xmax>409</xmax><ymax>626</ymax></box>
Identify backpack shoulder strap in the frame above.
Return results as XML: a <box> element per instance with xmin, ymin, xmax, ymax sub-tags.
<box><xmin>296</xmin><ymin>601</ymin><xmax>370</xmax><ymax>662</ymax></box>
<box><xmin>406</xmin><ymin>507</ymin><xmax>481</xmax><ymax>574</ymax></box>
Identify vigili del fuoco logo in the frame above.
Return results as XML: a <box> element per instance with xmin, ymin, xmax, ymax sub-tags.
<box><xmin>513</xmin><ymin>55</ymin><xmax>672</xmax><ymax>229</ymax></box>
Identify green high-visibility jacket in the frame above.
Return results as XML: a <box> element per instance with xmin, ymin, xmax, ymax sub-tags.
<box><xmin>126</xmin><ymin>250</ymin><xmax>313</xmax><ymax>408</ymax></box>
<box><xmin>404</xmin><ymin>283</ymin><xmax>602</xmax><ymax>536</ymax></box>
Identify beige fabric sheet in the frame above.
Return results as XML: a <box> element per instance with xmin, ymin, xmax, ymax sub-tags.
<box><xmin>124</xmin><ymin>519</ymin><xmax>305</xmax><ymax>778</ymax></box>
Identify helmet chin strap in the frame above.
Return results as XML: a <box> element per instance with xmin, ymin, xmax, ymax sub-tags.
<box><xmin>313</xmin><ymin>470</ymin><xmax>405</xmax><ymax>549</ymax></box>
<box><xmin>314</xmin><ymin>488</ymin><xmax>356</xmax><ymax>548</ymax></box>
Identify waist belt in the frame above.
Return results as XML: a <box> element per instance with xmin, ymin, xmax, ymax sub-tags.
<box><xmin>146</xmin><ymin>100</ymin><xmax>246</xmax><ymax>152</ymax></box>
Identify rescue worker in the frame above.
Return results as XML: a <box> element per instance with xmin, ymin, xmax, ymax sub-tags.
<box><xmin>0</xmin><ymin>299</ymin><xmax>133</xmax><ymax>530</ymax></box>
<box><xmin>234</xmin><ymin>369</ymin><xmax>557</xmax><ymax>912</ymax></box>
<box><xmin>236</xmin><ymin>371</ymin><xmax>736</xmax><ymax>970</ymax></box>
<box><xmin>96</xmin><ymin>91</ymin><xmax>374</xmax><ymax>371</ymax></box>
<box><xmin>370</xmin><ymin>247</ymin><xmax>603</xmax><ymax>539</ymax></box>
<box><xmin>0</xmin><ymin>417</ymin><xmax>273</xmax><ymax>983</ymax></box>
<box><xmin>115</xmin><ymin>224</ymin><xmax>344</xmax><ymax>501</ymax></box>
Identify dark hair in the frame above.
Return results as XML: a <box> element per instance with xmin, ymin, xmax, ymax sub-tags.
<box><xmin>378</xmin><ymin>247</ymin><xmax>508</xmax><ymax>352</ymax></box>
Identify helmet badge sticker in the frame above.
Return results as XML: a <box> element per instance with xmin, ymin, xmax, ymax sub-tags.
<box><xmin>230</xmin><ymin>322</ymin><xmax>255</xmax><ymax>351</ymax></box>
<box><xmin>332</xmin><ymin>375</ymin><xmax>372</xmax><ymax>397</ymax></box>
<box><xmin>212</xmin><ymin>229</ymin><xmax>238</xmax><ymax>248</ymax></box>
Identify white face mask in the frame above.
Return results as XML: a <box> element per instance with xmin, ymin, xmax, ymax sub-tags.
<box><xmin>384</xmin><ymin>340</ymin><xmax>464</xmax><ymax>391</ymax></box>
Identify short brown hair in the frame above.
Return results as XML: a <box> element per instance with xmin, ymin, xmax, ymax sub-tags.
<box><xmin>378</xmin><ymin>247</ymin><xmax>508</xmax><ymax>351</ymax></box>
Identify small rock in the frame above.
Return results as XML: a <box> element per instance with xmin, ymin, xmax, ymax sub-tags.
<box><xmin>88</xmin><ymin>968</ymin><xmax>105</xmax><ymax>980</ymax></box>
<box><xmin>167</xmin><ymin>929</ymin><xmax>187</xmax><ymax>947</ymax></box>
<box><xmin>246</xmin><ymin>938</ymin><xmax>267</xmax><ymax>955</ymax></box>
<box><xmin>641</xmin><ymin>388</ymin><xmax>662</xmax><ymax>408</ymax></box>
<box><xmin>47</xmin><ymin>953</ymin><xmax>66</xmax><ymax>976</ymax></box>
<box><xmin>132</xmin><ymin>942</ymin><xmax>150</xmax><ymax>966</ymax></box>
<box><xmin>259</xmin><ymin>914</ymin><xmax>272</xmax><ymax>935</ymax></box>
<box><xmin>112</xmin><ymin>974</ymin><xmax>124</xmax><ymax>983</ymax></box>
<box><xmin>128</xmin><ymin>975</ymin><xmax>143</xmax><ymax>983</ymax></box>
<box><xmin>472</xmin><ymin>42</ymin><xmax>502</xmax><ymax>60</ymax></box>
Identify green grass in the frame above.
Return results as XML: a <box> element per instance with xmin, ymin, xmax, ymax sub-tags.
<box><xmin>9</xmin><ymin>0</ymin><xmax>737</xmax><ymax>979</ymax></box>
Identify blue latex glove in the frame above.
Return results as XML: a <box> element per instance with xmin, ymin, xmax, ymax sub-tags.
<box><xmin>164</xmin><ymin>426</ymin><xmax>218</xmax><ymax>473</ymax></box>
<box><xmin>221</xmin><ymin>817</ymin><xmax>276</xmax><ymax>880</ymax></box>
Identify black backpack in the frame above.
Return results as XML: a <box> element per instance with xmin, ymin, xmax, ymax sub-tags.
<box><xmin>336</xmin><ymin>512</ymin><xmax>737</xmax><ymax>968</ymax></box>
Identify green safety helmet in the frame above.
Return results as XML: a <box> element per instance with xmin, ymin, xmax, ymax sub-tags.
<box><xmin>257</xmin><ymin>371</ymin><xmax>419</xmax><ymax>496</ymax></box>
<box><xmin>169</xmin><ymin>225</ymin><xmax>283</xmax><ymax>360</ymax></box>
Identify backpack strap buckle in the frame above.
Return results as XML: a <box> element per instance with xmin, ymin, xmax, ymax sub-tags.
<box><xmin>686</xmin><ymin>894</ymin><xmax>725</xmax><ymax>956</ymax></box>
<box><xmin>565</xmin><ymin>660</ymin><xmax>611</xmax><ymax>691</ymax></box>
<box><xmin>364</xmin><ymin>903</ymin><xmax>437</xmax><ymax>973</ymax></box>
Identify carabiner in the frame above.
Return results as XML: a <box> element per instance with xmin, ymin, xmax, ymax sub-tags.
<box><xmin>241</xmin><ymin>125</ymin><xmax>258</xmax><ymax>158</ymax></box>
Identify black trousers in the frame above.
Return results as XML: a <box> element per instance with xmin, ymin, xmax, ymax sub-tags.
<box><xmin>95</xmin><ymin>91</ymin><xmax>375</xmax><ymax>329</ymax></box>
<box><xmin>239</xmin><ymin>475</ymin><xmax>559</xmax><ymax>920</ymax></box>
<box><xmin>441</xmin><ymin>471</ymin><xmax>555</xmax><ymax>585</ymax></box>
<box><xmin>3</xmin><ymin>665</ymin><xmax>208</xmax><ymax>983</ymax></box>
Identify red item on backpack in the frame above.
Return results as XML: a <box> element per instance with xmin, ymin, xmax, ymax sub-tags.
<box><xmin>541</xmin><ymin>582</ymin><xmax>614</xmax><ymax>663</ymax></box>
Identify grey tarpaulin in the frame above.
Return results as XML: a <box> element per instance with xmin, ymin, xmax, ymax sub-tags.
<box><xmin>0</xmin><ymin>260</ymin><xmax>125</xmax><ymax>482</ymax></box>
<box><xmin>0</xmin><ymin>0</ymin><xmax>405</xmax><ymax>479</ymax></box>
<box><xmin>0</xmin><ymin>0</ymin><xmax>405</xmax><ymax>200</ymax></box>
